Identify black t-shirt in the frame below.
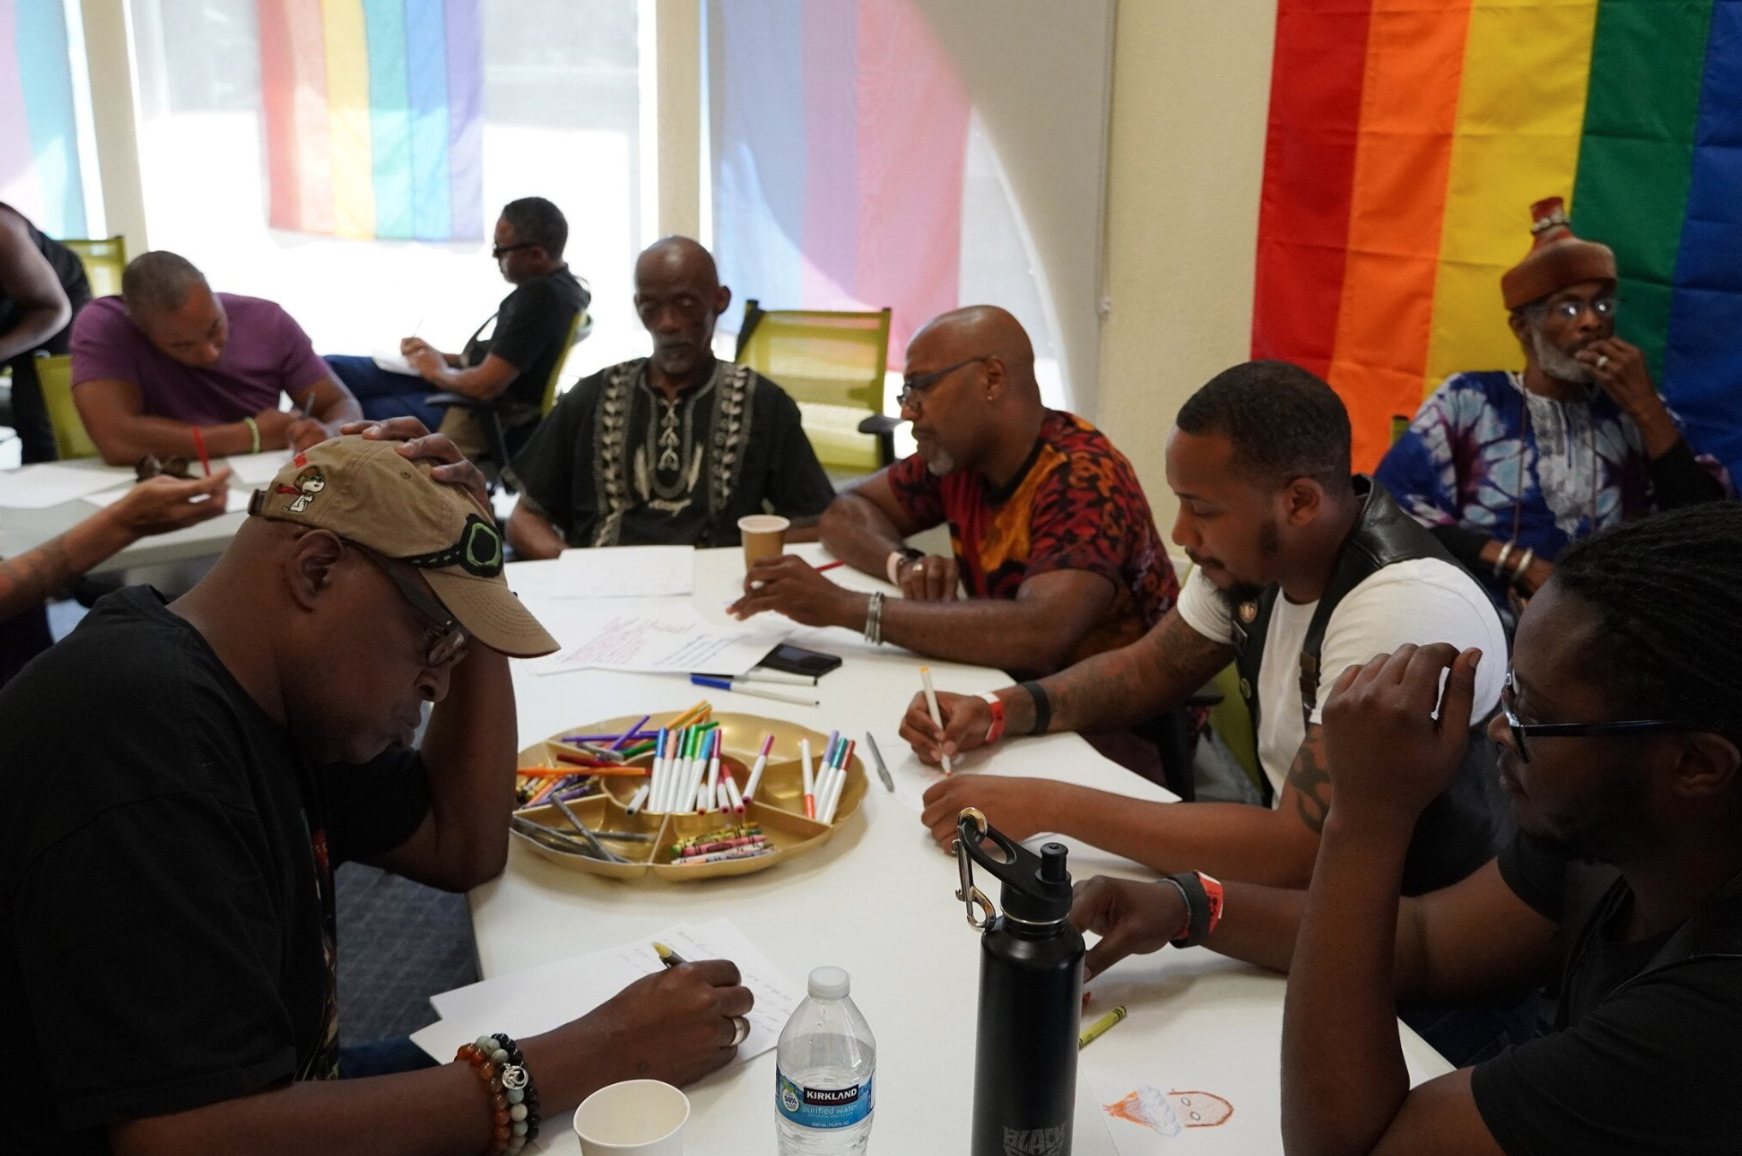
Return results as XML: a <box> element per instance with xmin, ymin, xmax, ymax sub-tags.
<box><xmin>0</xmin><ymin>201</ymin><xmax>92</xmax><ymax>357</ymax></box>
<box><xmin>0</xmin><ymin>588</ymin><xmax>430</xmax><ymax>1150</ymax></box>
<box><xmin>461</xmin><ymin>266</ymin><xmax>589</xmax><ymax>411</ymax></box>
<box><xmin>1469</xmin><ymin>833</ymin><xmax>1742</xmax><ymax>1154</ymax></box>
<box><xmin>511</xmin><ymin>357</ymin><xmax>835</xmax><ymax>547</ymax></box>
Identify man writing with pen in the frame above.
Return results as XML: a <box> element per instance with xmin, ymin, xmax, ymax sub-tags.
<box><xmin>729</xmin><ymin>304</ymin><xmax>1187</xmax><ymax>774</ymax></box>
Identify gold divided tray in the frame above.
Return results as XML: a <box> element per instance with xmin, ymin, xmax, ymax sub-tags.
<box><xmin>510</xmin><ymin>711</ymin><xmax>866</xmax><ymax>881</ymax></box>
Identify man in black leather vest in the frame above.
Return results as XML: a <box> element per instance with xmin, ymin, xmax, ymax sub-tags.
<box><xmin>904</xmin><ymin>361</ymin><xmax>1509</xmax><ymax>897</ymax></box>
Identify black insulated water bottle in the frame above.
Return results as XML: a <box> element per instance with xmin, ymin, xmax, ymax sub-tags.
<box><xmin>954</xmin><ymin>808</ymin><xmax>1084</xmax><ymax>1156</ymax></box>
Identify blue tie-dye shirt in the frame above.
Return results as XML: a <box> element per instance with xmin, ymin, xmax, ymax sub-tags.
<box><xmin>1375</xmin><ymin>370</ymin><xmax>1730</xmax><ymax>611</ymax></box>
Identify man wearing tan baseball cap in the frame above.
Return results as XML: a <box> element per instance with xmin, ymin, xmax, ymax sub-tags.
<box><xmin>0</xmin><ymin>420</ymin><xmax>754</xmax><ymax>1151</ymax></box>
<box><xmin>1377</xmin><ymin>196</ymin><xmax>1728</xmax><ymax>622</ymax></box>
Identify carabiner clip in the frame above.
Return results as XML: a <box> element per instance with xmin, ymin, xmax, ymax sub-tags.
<box><xmin>953</xmin><ymin>808</ymin><xmax>997</xmax><ymax>930</ymax></box>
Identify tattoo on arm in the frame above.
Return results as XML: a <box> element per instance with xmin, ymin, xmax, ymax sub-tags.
<box><xmin>1041</xmin><ymin>610</ymin><xmax>1235</xmax><ymax>735</ymax></box>
<box><xmin>1285</xmin><ymin>724</ymin><xmax>1333</xmax><ymax>835</ymax></box>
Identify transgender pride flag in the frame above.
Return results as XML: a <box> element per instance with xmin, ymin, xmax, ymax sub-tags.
<box><xmin>257</xmin><ymin>0</ymin><xmax>483</xmax><ymax>241</ymax></box>
<box><xmin>0</xmin><ymin>0</ymin><xmax>88</xmax><ymax>239</ymax></box>
<box><xmin>708</xmin><ymin>0</ymin><xmax>971</xmax><ymax>364</ymax></box>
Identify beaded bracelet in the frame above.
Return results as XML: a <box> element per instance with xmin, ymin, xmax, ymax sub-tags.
<box><xmin>243</xmin><ymin>415</ymin><xmax>261</xmax><ymax>455</ymax></box>
<box><xmin>455</xmin><ymin>1033</ymin><xmax>541</xmax><ymax>1156</ymax></box>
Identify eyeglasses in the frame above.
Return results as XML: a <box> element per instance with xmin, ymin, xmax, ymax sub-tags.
<box><xmin>1499</xmin><ymin>669</ymin><xmax>1705</xmax><ymax>763</ymax></box>
<box><xmin>897</xmin><ymin>356</ymin><xmax>992</xmax><ymax>410</ymax></box>
<box><xmin>1531</xmin><ymin>296</ymin><xmax>1618</xmax><ymax>323</ymax></box>
<box><xmin>351</xmin><ymin>542</ymin><xmax>470</xmax><ymax>668</ymax></box>
<box><xmin>491</xmin><ymin>242</ymin><xmax>537</xmax><ymax>260</ymax></box>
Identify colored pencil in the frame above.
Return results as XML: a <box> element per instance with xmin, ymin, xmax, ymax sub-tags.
<box><xmin>191</xmin><ymin>426</ymin><xmax>211</xmax><ymax>478</ymax></box>
<box><xmin>518</xmin><ymin>765</ymin><xmax>649</xmax><ymax>778</ymax></box>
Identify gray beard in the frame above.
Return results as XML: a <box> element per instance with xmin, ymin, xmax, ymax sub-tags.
<box><xmin>924</xmin><ymin>450</ymin><xmax>956</xmax><ymax>476</ymax></box>
<box><xmin>1533</xmin><ymin>328</ymin><xmax>1595</xmax><ymax>385</ymax></box>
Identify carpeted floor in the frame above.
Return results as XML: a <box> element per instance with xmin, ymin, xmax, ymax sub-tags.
<box><xmin>334</xmin><ymin>862</ymin><xmax>479</xmax><ymax>1044</ymax></box>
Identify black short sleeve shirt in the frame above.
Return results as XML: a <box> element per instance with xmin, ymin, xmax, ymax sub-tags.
<box><xmin>0</xmin><ymin>589</ymin><xmax>429</xmax><ymax>1150</ymax></box>
<box><xmin>461</xmin><ymin>267</ymin><xmax>589</xmax><ymax>410</ymax></box>
<box><xmin>1470</xmin><ymin>834</ymin><xmax>1742</xmax><ymax>1155</ymax></box>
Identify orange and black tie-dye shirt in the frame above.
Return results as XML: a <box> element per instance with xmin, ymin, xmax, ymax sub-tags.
<box><xmin>887</xmin><ymin>410</ymin><xmax>1178</xmax><ymax>665</ymax></box>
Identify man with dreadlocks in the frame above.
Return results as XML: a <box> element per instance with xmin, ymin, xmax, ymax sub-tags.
<box><xmin>1376</xmin><ymin>197</ymin><xmax>1728</xmax><ymax>620</ymax></box>
<box><xmin>1069</xmin><ymin>502</ymin><xmax>1742</xmax><ymax>1155</ymax></box>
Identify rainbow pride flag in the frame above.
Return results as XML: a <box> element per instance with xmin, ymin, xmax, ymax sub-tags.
<box><xmin>257</xmin><ymin>0</ymin><xmax>483</xmax><ymax>241</ymax></box>
<box><xmin>1253</xmin><ymin>0</ymin><xmax>1742</xmax><ymax>475</ymax></box>
<box><xmin>708</xmin><ymin>0</ymin><xmax>971</xmax><ymax>362</ymax></box>
<box><xmin>0</xmin><ymin>0</ymin><xmax>88</xmax><ymax>239</ymax></box>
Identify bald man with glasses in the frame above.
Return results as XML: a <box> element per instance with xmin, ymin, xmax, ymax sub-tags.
<box><xmin>731</xmin><ymin>305</ymin><xmax>1180</xmax><ymax>687</ymax></box>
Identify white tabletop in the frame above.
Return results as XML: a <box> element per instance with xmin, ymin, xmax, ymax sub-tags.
<box><xmin>0</xmin><ymin>455</ymin><xmax>280</xmax><ymax>574</ymax></box>
<box><xmin>485</xmin><ymin>546</ymin><xmax>1452</xmax><ymax>1154</ymax></box>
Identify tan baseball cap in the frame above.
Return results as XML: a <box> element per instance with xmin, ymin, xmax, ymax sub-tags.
<box><xmin>248</xmin><ymin>436</ymin><xmax>558</xmax><ymax>658</ymax></box>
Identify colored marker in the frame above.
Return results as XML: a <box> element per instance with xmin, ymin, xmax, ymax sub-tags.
<box><xmin>921</xmin><ymin>666</ymin><xmax>953</xmax><ymax>775</ymax></box>
<box><xmin>625</xmin><ymin>782</ymin><xmax>651</xmax><ymax>816</ymax></box>
<box><xmin>689</xmin><ymin>674</ymin><xmax>818</xmax><ymax>708</ymax></box>
<box><xmin>801</xmin><ymin>738</ymin><xmax>816</xmax><ymax>819</ymax></box>
<box><xmin>743</xmin><ymin>734</ymin><xmax>774</xmax><ymax>802</ymax></box>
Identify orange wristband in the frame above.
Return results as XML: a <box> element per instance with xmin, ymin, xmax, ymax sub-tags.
<box><xmin>980</xmin><ymin>692</ymin><xmax>1007</xmax><ymax>743</ymax></box>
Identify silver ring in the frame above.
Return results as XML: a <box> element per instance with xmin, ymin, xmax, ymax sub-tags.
<box><xmin>1597</xmin><ymin>354</ymin><xmax>1610</xmax><ymax>370</ymax></box>
<box><xmin>728</xmin><ymin>1016</ymin><xmax>750</xmax><ymax>1047</ymax></box>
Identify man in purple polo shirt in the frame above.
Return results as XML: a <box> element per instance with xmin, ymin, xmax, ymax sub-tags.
<box><xmin>70</xmin><ymin>251</ymin><xmax>361</xmax><ymax>465</ymax></box>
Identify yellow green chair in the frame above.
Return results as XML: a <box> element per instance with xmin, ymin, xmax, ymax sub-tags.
<box><xmin>429</xmin><ymin>309</ymin><xmax>589</xmax><ymax>487</ymax></box>
<box><xmin>63</xmin><ymin>236</ymin><xmax>128</xmax><ymax>299</ymax></box>
<box><xmin>35</xmin><ymin>354</ymin><xmax>101</xmax><ymax>460</ymax></box>
<box><xmin>733</xmin><ymin>300</ymin><xmax>895</xmax><ymax>478</ymax></box>
<box><xmin>1207</xmin><ymin>661</ymin><xmax>1263</xmax><ymax>794</ymax></box>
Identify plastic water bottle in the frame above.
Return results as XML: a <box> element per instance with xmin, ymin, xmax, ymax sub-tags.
<box><xmin>776</xmin><ymin>966</ymin><xmax>876</xmax><ymax>1155</ymax></box>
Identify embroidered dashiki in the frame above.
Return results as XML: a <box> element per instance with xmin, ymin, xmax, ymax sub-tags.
<box><xmin>510</xmin><ymin>358</ymin><xmax>834</xmax><ymax>548</ymax></box>
<box><xmin>885</xmin><ymin>409</ymin><xmax>1179</xmax><ymax>665</ymax></box>
<box><xmin>1375</xmin><ymin>370</ymin><xmax>1729</xmax><ymax>611</ymax></box>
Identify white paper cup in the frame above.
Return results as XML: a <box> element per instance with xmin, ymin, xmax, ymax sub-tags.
<box><xmin>573</xmin><ymin>1079</ymin><xmax>690</xmax><ymax>1155</ymax></box>
<box><xmin>738</xmin><ymin>514</ymin><xmax>790</xmax><ymax>568</ymax></box>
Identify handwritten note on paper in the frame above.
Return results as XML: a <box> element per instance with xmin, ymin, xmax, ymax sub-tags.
<box><xmin>410</xmin><ymin>918</ymin><xmax>802</xmax><ymax>1063</ymax></box>
<box><xmin>553</xmin><ymin>545</ymin><xmax>695</xmax><ymax>598</ymax></box>
<box><xmin>531</xmin><ymin>604</ymin><xmax>776</xmax><ymax>677</ymax></box>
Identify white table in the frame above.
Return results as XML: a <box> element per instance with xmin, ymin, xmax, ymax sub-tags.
<box><xmin>0</xmin><ymin>454</ymin><xmax>285</xmax><ymax>574</ymax></box>
<box><xmin>480</xmin><ymin>547</ymin><xmax>1451</xmax><ymax>1153</ymax></box>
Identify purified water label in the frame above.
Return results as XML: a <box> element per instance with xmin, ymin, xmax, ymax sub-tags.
<box><xmin>776</xmin><ymin>1070</ymin><xmax>875</xmax><ymax>1129</ymax></box>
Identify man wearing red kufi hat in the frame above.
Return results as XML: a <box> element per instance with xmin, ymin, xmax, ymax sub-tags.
<box><xmin>1376</xmin><ymin>197</ymin><xmax>1728</xmax><ymax>621</ymax></box>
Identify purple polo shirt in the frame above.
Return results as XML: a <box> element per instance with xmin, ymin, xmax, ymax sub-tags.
<box><xmin>70</xmin><ymin>294</ymin><xmax>330</xmax><ymax>424</ymax></box>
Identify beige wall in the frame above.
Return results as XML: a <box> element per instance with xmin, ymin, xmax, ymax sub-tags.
<box><xmin>1097</xmin><ymin>0</ymin><xmax>1278</xmax><ymax>536</ymax></box>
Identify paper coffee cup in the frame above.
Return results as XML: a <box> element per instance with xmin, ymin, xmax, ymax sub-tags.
<box><xmin>739</xmin><ymin>514</ymin><xmax>791</xmax><ymax>567</ymax></box>
<box><xmin>573</xmin><ymin>1079</ymin><xmax>689</xmax><ymax>1155</ymax></box>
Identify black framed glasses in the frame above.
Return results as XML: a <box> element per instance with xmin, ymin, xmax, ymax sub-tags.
<box><xmin>490</xmin><ymin>242</ymin><xmax>537</xmax><ymax>260</ymax></box>
<box><xmin>351</xmin><ymin>542</ymin><xmax>469</xmax><ymax>668</ymax></box>
<box><xmin>897</xmin><ymin>356</ymin><xmax>992</xmax><ymax>410</ymax></box>
<box><xmin>1500</xmin><ymin>669</ymin><xmax>1704</xmax><ymax>763</ymax></box>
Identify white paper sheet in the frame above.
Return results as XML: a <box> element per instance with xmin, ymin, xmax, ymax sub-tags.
<box><xmin>371</xmin><ymin>348</ymin><xmax>421</xmax><ymax>376</ymax></box>
<box><xmin>225</xmin><ymin>450</ymin><xmax>295</xmax><ymax>485</ymax></box>
<box><xmin>412</xmin><ymin>918</ymin><xmax>803</xmax><ymax>1064</ymax></box>
<box><xmin>530</xmin><ymin>603</ymin><xmax>776</xmax><ymax>677</ymax></box>
<box><xmin>1083</xmin><ymin>1064</ymin><xmax>1237</xmax><ymax>1152</ymax></box>
<box><xmin>0</xmin><ymin>463</ymin><xmax>134</xmax><ymax>509</ymax></box>
<box><xmin>552</xmin><ymin>545</ymin><xmax>695</xmax><ymax>598</ymax></box>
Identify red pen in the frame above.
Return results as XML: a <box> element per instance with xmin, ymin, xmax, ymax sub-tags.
<box><xmin>190</xmin><ymin>427</ymin><xmax>211</xmax><ymax>478</ymax></box>
<box><xmin>815</xmin><ymin>560</ymin><xmax>845</xmax><ymax>573</ymax></box>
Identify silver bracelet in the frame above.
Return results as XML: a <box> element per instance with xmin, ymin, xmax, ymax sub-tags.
<box><xmin>863</xmin><ymin>591</ymin><xmax>884</xmax><ymax>645</ymax></box>
<box><xmin>1493</xmin><ymin>541</ymin><xmax>1515</xmax><ymax>577</ymax></box>
<box><xmin>1512</xmin><ymin>547</ymin><xmax>1535</xmax><ymax>580</ymax></box>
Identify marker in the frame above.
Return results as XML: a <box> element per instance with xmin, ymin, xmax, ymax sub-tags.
<box><xmin>653</xmin><ymin>942</ymin><xmax>688</xmax><ymax>969</ymax></box>
<box><xmin>625</xmin><ymin>782</ymin><xmax>651</xmax><ymax>815</ymax></box>
<box><xmin>920</xmin><ymin>666</ymin><xmax>953</xmax><ymax>776</ymax></box>
<box><xmin>689</xmin><ymin>674</ymin><xmax>819</xmax><ymax>708</ymax></box>
<box><xmin>743</xmin><ymin>734</ymin><xmax>774</xmax><ymax>802</ymax></box>
<box><xmin>801</xmin><ymin>738</ymin><xmax>816</xmax><ymax>819</ymax></box>
<box><xmin>705</xmin><ymin>729</ymin><xmax>723</xmax><ymax>813</ymax></box>
<box><xmin>612</xmin><ymin>715</ymin><xmax>651</xmax><ymax>752</ymax></box>
<box><xmin>649</xmin><ymin>729</ymin><xmax>670</xmax><ymax>811</ymax></box>
<box><xmin>864</xmin><ymin>731</ymin><xmax>895</xmax><ymax>793</ymax></box>
<box><xmin>722</xmin><ymin>767</ymin><xmax>746</xmax><ymax>814</ymax></box>
<box><xmin>820</xmin><ymin>740</ymin><xmax>855</xmax><ymax>824</ymax></box>
<box><xmin>1078</xmin><ymin>1005</ymin><xmax>1128</xmax><ymax>1051</ymax></box>
<box><xmin>190</xmin><ymin>426</ymin><xmax>211</xmax><ymax>478</ymax></box>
